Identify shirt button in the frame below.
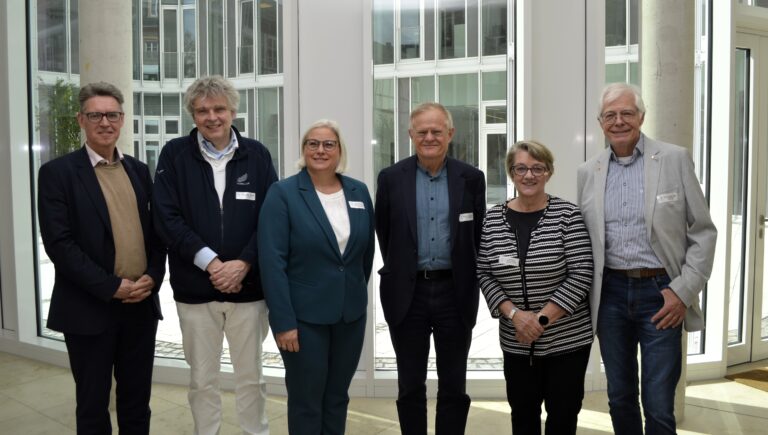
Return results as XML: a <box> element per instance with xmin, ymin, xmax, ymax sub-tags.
<box><xmin>623</xmin><ymin>202</ymin><xmax>627</xmax><ymax>206</ymax></box>
<box><xmin>431</xmin><ymin>217</ymin><xmax>434</xmax><ymax>221</ymax></box>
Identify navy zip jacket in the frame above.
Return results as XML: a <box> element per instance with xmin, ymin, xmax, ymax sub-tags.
<box><xmin>153</xmin><ymin>127</ymin><xmax>278</xmax><ymax>304</ymax></box>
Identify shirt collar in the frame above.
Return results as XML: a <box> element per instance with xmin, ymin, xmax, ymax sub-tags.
<box><xmin>416</xmin><ymin>158</ymin><xmax>447</xmax><ymax>178</ymax></box>
<box><xmin>609</xmin><ymin>135</ymin><xmax>644</xmax><ymax>165</ymax></box>
<box><xmin>85</xmin><ymin>143</ymin><xmax>124</xmax><ymax>167</ymax></box>
<box><xmin>197</xmin><ymin>129</ymin><xmax>239</xmax><ymax>160</ymax></box>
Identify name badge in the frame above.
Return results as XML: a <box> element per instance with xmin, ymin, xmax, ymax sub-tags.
<box><xmin>498</xmin><ymin>255</ymin><xmax>519</xmax><ymax>267</ymax></box>
<box><xmin>656</xmin><ymin>192</ymin><xmax>678</xmax><ymax>203</ymax></box>
<box><xmin>459</xmin><ymin>212</ymin><xmax>474</xmax><ymax>222</ymax></box>
<box><xmin>236</xmin><ymin>191</ymin><xmax>256</xmax><ymax>201</ymax></box>
<box><xmin>349</xmin><ymin>201</ymin><xmax>365</xmax><ymax>210</ymax></box>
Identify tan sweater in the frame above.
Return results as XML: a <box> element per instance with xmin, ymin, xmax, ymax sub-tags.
<box><xmin>94</xmin><ymin>162</ymin><xmax>147</xmax><ymax>281</ymax></box>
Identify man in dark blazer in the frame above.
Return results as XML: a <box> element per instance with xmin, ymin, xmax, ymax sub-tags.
<box><xmin>38</xmin><ymin>82</ymin><xmax>165</xmax><ymax>435</ymax></box>
<box><xmin>375</xmin><ymin>102</ymin><xmax>486</xmax><ymax>435</ymax></box>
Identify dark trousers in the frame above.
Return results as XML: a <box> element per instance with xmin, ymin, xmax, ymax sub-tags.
<box><xmin>64</xmin><ymin>301</ymin><xmax>158</xmax><ymax>435</ymax></box>
<box><xmin>281</xmin><ymin>315</ymin><xmax>366</xmax><ymax>435</ymax></box>
<box><xmin>503</xmin><ymin>345</ymin><xmax>591</xmax><ymax>435</ymax></box>
<box><xmin>389</xmin><ymin>277</ymin><xmax>473</xmax><ymax>435</ymax></box>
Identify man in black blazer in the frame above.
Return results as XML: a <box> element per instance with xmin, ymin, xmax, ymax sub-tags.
<box><xmin>38</xmin><ymin>82</ymin><xmax>165</xmax><ymax>435</ymax></box>
<box><xmin>375</xmin><ymin>102</ymin><xmax>486</xmax><ymax>435</ymax></box>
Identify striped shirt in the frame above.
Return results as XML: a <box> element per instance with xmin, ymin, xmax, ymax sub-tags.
<box><xmin>604</xmin><ymin>136</ymin><xmax>664</xmax><ymax>269</ymax></box>
<box><xmin>477</xmin><ymin>196</ymin><xmax>594</xmax><ymax>357</ymax></box>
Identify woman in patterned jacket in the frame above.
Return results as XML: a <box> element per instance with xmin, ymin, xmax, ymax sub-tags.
<box><xmin>477</xmin><ymin>140</ymin><xmax>593</xmax><ymax>435</ymax></box>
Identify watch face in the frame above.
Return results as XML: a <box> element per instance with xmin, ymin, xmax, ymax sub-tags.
<box><xmin>538</xmin><ymin>315</ymin><xmax>549</xmax><ymax>326</ymax></box>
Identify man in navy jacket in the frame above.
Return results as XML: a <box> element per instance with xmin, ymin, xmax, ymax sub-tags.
<box><xmin>38</xmin><ymin>82</ymin><xmax>165</xmax><ymax>434</ymax></box>
<box><xmin>153</xmin><ymin>76</ymin><xmax>277</xmax><ymax>435</ymax></box>
<box><xmin>376</xmin><ymin>102</ymin><xmax>486</xmax><ymax>435</ymax></box>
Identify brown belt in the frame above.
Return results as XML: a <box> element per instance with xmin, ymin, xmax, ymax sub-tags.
<box><xmin>606</xmin><ymin>268</ymin><xmax>667</xmax><ymax>279</ymax></box>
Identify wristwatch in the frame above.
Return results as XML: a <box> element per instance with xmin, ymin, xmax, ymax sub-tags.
<box><xmin>538</xmin><ymin>314</ymin><xmax>550</xmax><ymax>327</ymax></box>
<box><xmin>507</xmin><ymin>307</ymin><xmax>518</xmax><ymax>320</ymax></box>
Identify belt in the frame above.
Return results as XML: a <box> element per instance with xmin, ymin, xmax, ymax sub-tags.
<box><xmin>606</xmin><ymin>267</ymin><xmax>667</xmax><ymax>279</ymax></box>
<box><xmin>417</xmin><ymin>269</ymin><xmax>453</xmax><ymax>280</ymax></box>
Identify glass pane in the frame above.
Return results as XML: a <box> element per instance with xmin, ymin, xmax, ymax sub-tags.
<box><xmin>165</xmin><ymin>119</ymin><xmax>179</xmax><ymax>135</ymax></box>
<box><xmin>486</xmin><ymin>133</ymin><xmax>507</xmax><ymax>204</ymax></box>
<box><xmin>145</xmin><ymin>119</ymin><xmax>160</xmax><ymax>134</ymax></box>
<box><xmin>209</xmin><ymin>0</ymin><xmax>224</xmax><ymax>76</ymax></box>
<box><xmin>163</xmin><ymin>94</ymin><xmax>180</xmax><ymax>116</ymax></box>
<box><xmin>467</xmin><ymin>0</ymin><xmax>478</xmax><ymax>57</ymax></box>
<box><xmin>133</xmin><ymin>0</ymin><xmax>140</xmax><ymax>79</ymax></box>
<box><xmin>183</xmin><ymin>8</ymin><xmax>196</xmax><ymax>78</ymax></box>
<box><xmin>163</xmin><ymin>9</ymin><xmax>179</xmax><ymax>79</ymax></box>
<box><xmin>259</xmin><ymin>0</ymin><xmax>279</xmax><ymax>74</ymax></box>
<box><xmin>143</xmin><ymin>0</ymin><xmax>161</xmax><ymax>80</ymax></box>
<box><xmin>424</xmin><ymin>0</ymin><xmax>435</xmax><ymax>61</ymax></box>
<box><xmin>70</xmin><ymin>0</ymin><xmax>79</xmax><ymax>74</ymax></box>
<box><xmin>373</xmin><ymin>78</ymin><xmax>395</xmax><ymax>177</ymax></box>
<box><xmin>485</xmin><ymin>106</ymin><xmax>506</xmax><ymax>124</ymax></box>
<box><xmin>144</xmin><ymin>94</ymin><xmax>162</xmax><ymax>116</ymax></box>
<box><xmin>756</xmin><ymin>0</ymin><xmax>768</xmax><ymax>7</ymax></box>
<box><xmin>729</xmin><ymin>48</ymin><xmax>749</xmax><ymax>345</ymax></box>
<box><xmin>400</xmin><ymin>0</ymin><xmax>420</xmax><ymax>60</ymax></box>
<box><xmin>411</xmin><ymin>76</ymin><xmax>435</xmax><ymax>106</ymax></box>
<box><xmin>629</xmin><ymin>0</ymin><xmax>639</xmax><ymax>44</ymax></box>
<box><xmin>145</xmin><ymin>141</ymin><xmax>160</xmax><ymax>178</ymax></box>
<box><xmin>257</xmin><ymin>87</ymin><xmax>282</xmax><ymax>178</ymax></box>
<box><xmin>37</xmin><ymin>0</ymin><xmax>67</xmax><ymax>72</ymax></box>
<box><xmin>605</xmin><ymin>63</ymin><xmax>627</xmax><ymax>84</ymax></box>
<box><xmin>232</xmin><ymin>117</ymin><xmax>245</xmax><ymax>132</ymax></box>
<box><xmin>373</xmin><ymin>0</ymin><xmax>395</xmax><ymax>64</ymax></box>
<box><xmin>240</xmin><ymin>1</ymin><xmax>254</xmax><ymax>74</ymax></box>
<box><xmin>439</xmin><ymin>73</ymin><xmax>479</xmax><ymax>167</ymax></box>
<box><xmin>440</xmin><ymin>0</ymin><xmax>466</xmax><ymax>59</ymax></box>
<box><xmin>398</xmin><ymin>78</ymin><xmax>411</xmax><ymax>161</ymax></box>
<box><xmin>606</xmin><ymin>0</ymin><xmax>627</xmax><ymax>47</ymax></box>
<box><xmin>482</xmin><ymin>71</ymin><xmax>506</xmax><ymax>101</ymax></box>
<box><xmin>482</xmin><ymin>0</ymin><xmax>506</xmax><ymax>56</ymax></box>
<box><xmin>629</xmin><ymin>61</ymin><xmax>639</xmax><ymax>86</ymax></box>
<box><xmin>134</xmin><ymin>119</ymin><xmax>140</xmax><ymax>134</ymax></box>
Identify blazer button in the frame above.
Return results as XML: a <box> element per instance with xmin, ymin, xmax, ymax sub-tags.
<box><xmin>338</xmin><ymin>266</ymin><xmax>344</xmax><ymax>272</ymax></box>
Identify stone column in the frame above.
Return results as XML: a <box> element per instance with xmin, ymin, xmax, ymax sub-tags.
<box><xmin>640</xmin><ymin>0</ymin><xmax>696</xmax><ymax>423</ymax></box>
<box><xmin>79</xmin><ymin>0</ymin><xmax>134</xmax><ymax>154</ymax></box>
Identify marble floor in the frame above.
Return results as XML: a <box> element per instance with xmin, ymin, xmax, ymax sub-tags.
<box><xmin>0</xmin><ymin>351</ymin><xmax>766</xmax><ymax>434</ymax></box>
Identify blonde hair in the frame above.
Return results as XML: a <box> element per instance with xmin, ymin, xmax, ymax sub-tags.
<box><xmin>295</xmin><ymin>119</ymin><xmax>348</xmax><ymax>174</ymax></box>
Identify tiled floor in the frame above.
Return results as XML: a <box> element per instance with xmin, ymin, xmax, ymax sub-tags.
<box><xmin>0</xmin><ymin>351</ymin><xmax>766</xmax><ymax>434</ymax></box>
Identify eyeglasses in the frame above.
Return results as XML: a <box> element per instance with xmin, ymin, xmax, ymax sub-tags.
<box><xmin>414</xmin><ymin>129</ymin><xmax>446</xmax><ymax>139</ymax></box>
<box><xmin>599</xmin><ymin>110</ymin><xmax>638</xmax><ymax>125</ymax></box>
<box><xmin>511</xmin><ymin>165</ymin><xmax>548</xmax><ymax>177</ymax></box>
<box><xmin>304</xmin><ymin>139</ymin><xmax>338</xmax><ymax>151</ymax></box>
<box><xmin>83</xmin><ymin>111</ymin><xmax>124</xmax><ymax>123</ymax></box>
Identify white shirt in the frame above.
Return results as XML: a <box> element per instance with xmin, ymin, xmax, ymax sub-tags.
<box><xmin>316</xmin><ymin>189</ymin><xmax>350</xmax><ymax>255</ymax></box>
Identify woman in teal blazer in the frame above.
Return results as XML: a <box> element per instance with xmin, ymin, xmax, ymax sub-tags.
<box><xmin>258</xmin><ymin>120</ymin><xmax>375</xmax><ymax>434</ymax></box>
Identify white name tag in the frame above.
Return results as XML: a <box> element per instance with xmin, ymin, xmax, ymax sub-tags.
<box><xmin>349</xmin><ymin>201</ymin><xmax>365</xmax><ymax>210</ymax></box>
<box><xmin>236</xmin><ymin>191</ymin><xmax>256</xmax><ymax>201</ymax></box>
<box><xmin>657</xmin><ymin>192</ymin><xmax>678</xmax><ymax>203</ymax></box>
<box><xmin>498</xmin><ymin>255</ymin><xmax>519</xmax><ymax>267</ymax></box>
<box><xmin>459</xmin><ymin>212</ymin><xmax>474</xmax><ymax>222</ymax></box>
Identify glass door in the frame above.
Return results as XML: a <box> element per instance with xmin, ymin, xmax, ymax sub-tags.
<box><xmin>729</xmin><ymin>33</ymin><xmax>768</xmax><ymax>365</ymax></box>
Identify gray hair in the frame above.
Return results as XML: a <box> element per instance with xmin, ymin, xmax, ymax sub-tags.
<box><xmin>184</xmin><ymin>75</ymin><xmax>239</xmax><ymax>115</ymax></box>
<box><xmin>79</xmin><ymin>82</ymin><xmax>124</xmax><ymax>112</ymax></box>
<box><xmin>409</xmin><ymin>102</ymin><xmax>454</xmax><ymax>130</ymax></box>
<box><xmin>296</xmin><ymin>119</ymin><xmax>348</xmax><ymax>174</ymax></box>
<box><xmin>506</xmin><ymin>140</ymin><xmax>555</xmax><ymax>179</ymax></box>
<box><xmin>598</xmin><ymin>82</ymin><xmax>646</xmax><ymax>117</ymax></box>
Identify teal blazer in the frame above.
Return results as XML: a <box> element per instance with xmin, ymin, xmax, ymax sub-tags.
<box><xmin>257</xmin><ymin>169</ymin><xmax>375</xmax><ymax>333</ymax></box>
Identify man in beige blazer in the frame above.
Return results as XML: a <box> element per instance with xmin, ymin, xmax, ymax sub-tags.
<box><xmin>577</xmin><ymin>83</ymin><xmax>717</xmax><ymax>435</ymax></box>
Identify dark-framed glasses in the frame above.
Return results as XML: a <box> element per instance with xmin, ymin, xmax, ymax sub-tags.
<box><xmin>84</xmin><ymin>111</ymin><xmax>124</xmax><ymax>123</ymax></box>
<box><xmin>599</xmin><ymin>110</ymin><xmax>638</xmax><ymax>125</ymax></box>
<box><xmin>304</xmin><ymin>139</ymin><xmax>338</xmax><ymax>151</ymax></box>
<box><xmin>511</xmin><ymin>165</ymin><xmax>548</xmax><ymax>177</ymax></box>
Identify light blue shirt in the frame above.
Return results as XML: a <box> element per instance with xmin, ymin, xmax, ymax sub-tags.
<box><xmin>604</xmin><ymin>135</ymin><xmax>664</xmax><ymax>269</ymax></box>
<box><xmin>416</xmin><ymin>161</ymin><xmax>452</xmax><ymax>270</ymax></box>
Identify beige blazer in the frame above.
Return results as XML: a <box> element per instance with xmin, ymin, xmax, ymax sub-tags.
<box><xmin>576</xmin><ymin>135</ymin><xmax>717</xmax><ymax>332</ymax></box>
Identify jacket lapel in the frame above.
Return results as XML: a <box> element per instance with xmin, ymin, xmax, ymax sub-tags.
<box><xmin>402</xmin><ymin>157</ymin><xmax>418</xmax><ymax>244</ymax></box>
<box><xmin>643</xmin><ymin>137</ymin><xmax>662</xmax><ymax>237</ymax></box>
<box><xmin>297</xmin><ymin>169</ymin><xmax>343</xmax><ymax>260</ymax></box>
<box><xmin>594</xmin><ymin>149</ymin><xmax>610</xmax><ymax>249</ymax></box>
<box><xmin>340</xmin><ymin>176</ymin><xmax>361</xmax><ymax>261</ymax></box>
<box><xmin>447</xmin><ymin>158</ymin><xmax>464</xmax><ymax>250</ymax></box>
<box><xmin>75</xmin><ymin>147</ymin><xmax>112</xmax><ymax>236</ymax></box>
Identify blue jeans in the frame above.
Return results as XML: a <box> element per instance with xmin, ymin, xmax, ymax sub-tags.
<box><xmin>597</xmin><ymin>270</ymin><xmax>681</xmax><ymax>435</ymax></box>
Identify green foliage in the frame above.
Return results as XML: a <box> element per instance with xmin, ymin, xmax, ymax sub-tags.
<box><xmin>47</xmin><ymin>79</ymin><xmax>81</xmax><ymax>158</ymax></box>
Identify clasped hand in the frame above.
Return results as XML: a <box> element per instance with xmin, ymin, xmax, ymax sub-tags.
<box><xmin>207</xmin><ymin>259</ymin><xmax>250</xmax><ymax>293</ymax></box>
<box><xmin>113</xmin><ymin>275</ymin><xmax>154</xmax><ymax>303</ymax></box>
